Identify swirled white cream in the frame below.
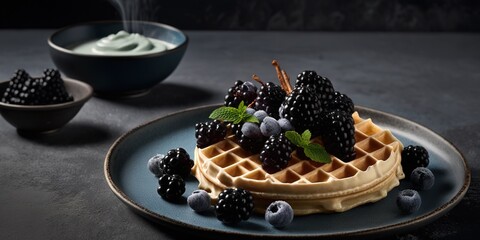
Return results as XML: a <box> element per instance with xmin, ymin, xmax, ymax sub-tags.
<box><xmin>71</xmin><ymin>31</ymin><xmax>173</xmax><ymax>56</ymax></box>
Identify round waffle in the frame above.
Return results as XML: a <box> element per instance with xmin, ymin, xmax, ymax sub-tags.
<box><xmin>192</xmin><ymin>112</ymin><xmax>404</xmax><ymax>215</ymax></box>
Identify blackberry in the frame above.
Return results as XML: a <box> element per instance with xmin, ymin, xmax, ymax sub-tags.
<box><xmin>224</xmin><ymin>80</ymin><xmax>257</xmax><ymax>107</ymax></box>
<box><xmin>1</xmin><ymin>69</ymin><xmax>72</xmax><ymax>105</ymax></box>
<box><xmin>260</xmin><ymin>133</ymin><xmax>295</xmax><ymax>173</ymax></box>
<box><xmin>280</xmin><ymin>86</ymin><xmax>323</xmax><ymax>135</ymax></box>
<box><xmin>254</xmin><ymin>82</ymin><xmax>286</xmax><ymax>119</ymax></box>
<box><xmin>159</xmin><ymin>148</ymin><xmax>194</xmax><ymax>178</ymax></box>
<box><xmin>295</xmin><ymin>71</ymin><xmax>335</xmax><ymax>106</ymax></box>
<box><xmin>157</xmin><ymin>174</ymin><xmax>185</xmax><ymax>201</ymax></box>
<box><xmin>327</xmin><ymin>91</ymin><xmax>355</xmax><ymax>115</ymax></box>
<box><xmin>195</xmin><ymin>120</ymin><xmax>227</xmax><ymax>148</ymax></box>
<box><xmin>401</xmin><ymin>145</ymin><xmax>429</xmax><ymax>178</ymax></box>
<box><xmin>1</xmin><ymin>69</ymin><xmax>32</xmax><ymax>104</ymax></box>
<box><xmin>320</xmin><ymin>110</ymin><xmax>356</xmax><ymax>161</ymax></box>
<box><xmin>232</xmin><ymin>123</ymin><xmax>266</xmax><ymax>154</ymax></box>
<box><xmin>215</xmin><ymin>188</ymin><xmax>254</xmax><ymax>225</ymax></box>
<box><xmin>41</xmin><ymin>69</ymin><xmax>73</xmax><ymax>104</ymax></box>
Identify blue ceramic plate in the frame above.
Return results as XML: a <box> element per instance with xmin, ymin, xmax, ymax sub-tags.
<box><xmin>104</xmin><ymin>105</ymin><xmax>470</xmax><ymax>239</ymax></box>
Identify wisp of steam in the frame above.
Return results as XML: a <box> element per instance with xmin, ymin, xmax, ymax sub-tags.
<box><xmin>109</xmin><ymin>0</ymin><xmax>158</xmax><ymax>34</ymax></box>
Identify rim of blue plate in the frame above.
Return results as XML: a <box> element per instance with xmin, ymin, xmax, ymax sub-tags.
<box><xmin>104</xmin><ymin>104</ymin><xmax>471</xmax><ymax>239</ymax></box>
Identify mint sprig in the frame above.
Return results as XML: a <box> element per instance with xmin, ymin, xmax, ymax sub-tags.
<box><xmin>285</xmin><ymin>130</ymin><xmax>331</xmax><ymax>163</ymax></box>
<box><xmin>209</xmin><ymin>101</ymin><xmax>259</xmax><ymax>124</ymax></box>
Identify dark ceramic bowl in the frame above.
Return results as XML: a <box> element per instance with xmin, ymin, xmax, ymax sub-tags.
<box><xmin>48</xmin><ymin>21</ymin><xmax>188</xmax><ymax>97</ymax></box>
<box><xmin>0</xmin><ymin>78</ymin><xmax>93</xmax><ymax>133</ymax></box>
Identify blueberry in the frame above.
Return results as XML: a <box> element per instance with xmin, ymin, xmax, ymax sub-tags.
<box><xmin>410</xmin><ymin>167</ymin><xmax>435</xmax><ymax>191</ymax></box>
<box><xmin>242</xmin><ymin>81</ymin><xmax>257</xmax><ymax>93</ymax></box>
<box><xmin>246</xmin><ymin>107</ymin><xmax>256</xmax><ymax>115</ymax></box>
<box><xmin>396</xmin><ymin>189</ymin><xmax>421</xmax><ymax>214</ymax></box>
<box><xmin>187</xmin><ymin>190</ymin><xmax>212</xmax><ymax>212</ymax></box>
<box><xmin>147</xmin><ymin>154</ymin><xmax>164</xmax><ymax>177</ymax></box>
<box><xmin>254</xmin><ymin>110</ymin><xmax>268</xmax><ymax>122</ymax></box>
<box><xmin>265</xmin><ymin>201</ymin><xmax>294</xmax><ymax>228</ymax></box>
<box><xmin>277</xmin><ymin>118</ymin><xmax>294</xmax><ymax>131</ymax></box>
<box><xmin>241</xmin><ymin>122</ymin><xmax>262</xmax><ymax>138</ymax></box>
<box><xmin>260</xmin><ymin>117</ymin><xmax>281</xmax><ymax>137</ymax></box>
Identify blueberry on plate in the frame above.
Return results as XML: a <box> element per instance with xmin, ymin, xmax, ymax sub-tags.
<box><xmin>147</xmin><ymin>154</ymin><xmax>164</xmax><ymax>177</ymax></box>
<box><xmin>410</xmin><ymin>167</ymin><xmax>435</xmax><ymax>191</ymax></box>
<box><xmin>396</xmin><ymin>189</ymin><xmax>422</xmax><ymax>214</ymax></box>
<box><xmin>187</xmin><ymin>190</ymin><xmax>211</xmax><ymax>212</ymax></box>
<box><xmin>265</xmin><ymin>200</ymin><xmax>294</xmax><ymax>228</ymax></box>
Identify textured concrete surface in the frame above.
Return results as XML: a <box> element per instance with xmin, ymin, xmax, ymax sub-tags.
<box><xmin>0</xmin><ymin>30</ymin><xmax>479</xmax><ymax>239</ymax></box>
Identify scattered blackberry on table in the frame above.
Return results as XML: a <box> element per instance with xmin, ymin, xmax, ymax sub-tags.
<box><xmin>401</xmin><ymin>145</ymin><xmax>429</xmax><ymax>178</ymax></box>
<box><xmin>260</xmin><ymin>133</ymin><xmax>295</xmax><ymax>173</ymax></box>
<box><xmin>254</xmin><ymin>81</ymin><xmax>286</xmax><ymax>119</ymax></box>
<box><xmin>327</xmin><ymin>91</ymin><xmax>355</xmax><ymax>115</ymax></box>
<box><xmin>215</xmin><ymin>188</ymin><xmax>254</xmax><ymax>225</ymax></box>
<box><xmin>157</xmin><ymin>174</ymin><xmax>185</xmax><ymax>201</ymax></box>
<box><xmin>295</xmin><ymin>71</ymin><xmax>335</xmax><ymax>106</ymax></box>
<box><xmin>224</xmin><ymin>80</ymin><xmax>257</xmax><ymax>107</ymax></box>
<box><xmin>232</xmin><ymin>123</ymin><xmax>266</xmax><ymax>154</ymax></box>
<box><xmin>195</xmin><ymin>120</ymin><xmax>227</xmax><ymax>148</ymax></box>
<box><xmin>320</xmin><ymin>110</ymin><xmax>356</xmax><ymax>161</ymax></box>
<box><xmin>410</xmin><ymin>167</ymin><xmax>435</xmax><ymax>191</ymax></box>
<box><xmin>265</xmin><ymin>200</ymin><xmax>294</xmax><ymax>228</ymax></box>
<box><xmin>280</xmin><ymin>86</ymin><xmax>323</xmax><ymax>135</ymax></box>
<box><xmin>396</xmin><ymin>189</ymin><xmax>422</xmax><ymax>214</ymax></box>
<box><xmin>159</xmin><ymin>148</ymin><xmax>194</xmax><ymax>178</ymax></box>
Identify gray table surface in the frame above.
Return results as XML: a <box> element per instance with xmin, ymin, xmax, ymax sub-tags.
<box><xmin>0</xmin><ymin>30</ymin><xmax>479</xmax><ymax>239</ymax></box>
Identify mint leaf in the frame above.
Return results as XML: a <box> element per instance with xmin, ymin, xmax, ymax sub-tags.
<box><xmin>243</xmin><ymin>114</ymin><xmax>259</xmax><ymax>123</ymax></box>
<box><xmin>237</xmin><ymin>101</ymin><xmax>247</xmax><ymax>113</ymax></box>
<box><xmin>209</xmin><ymin>101</ymin><xmax>258</xmax><ymax>124</ymax></box>
<box><xmin>304</xmin><ymin>143</ymin><xmax>331</xmax><ymax>163</ymax></box>
<box><xmin>285</xmin><ymin>131</ymin><xmax>305</xmax><ymax>147</ymax></box>
<box><xmin>301</xmin><ymin>130</ymin><xmax>311</xmax><ymax>143</ymax></box>
<box><xmin>209</xmin><ymin>106</ymin><xmax>239</xmax><ymax>122</ymax></box>
<box><xmin>286</xmin><ymin>129</ymin><xmax>331</xmax><ymax>164</ymax></box>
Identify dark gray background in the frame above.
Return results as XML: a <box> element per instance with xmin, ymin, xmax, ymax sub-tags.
<box><xmin>1</xmin><ymin>0</ymin><xmax>480</xmax><ymax>239</ymax></box>
<box><xmin>0</xmin><ymin>30</ymin><xmax>479</xmax><ymax>239</ymax></box>
<box><xmin>1</xmin><ymin>0</ymin><xmax>479</xmax><ymax>31</ymax></box>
